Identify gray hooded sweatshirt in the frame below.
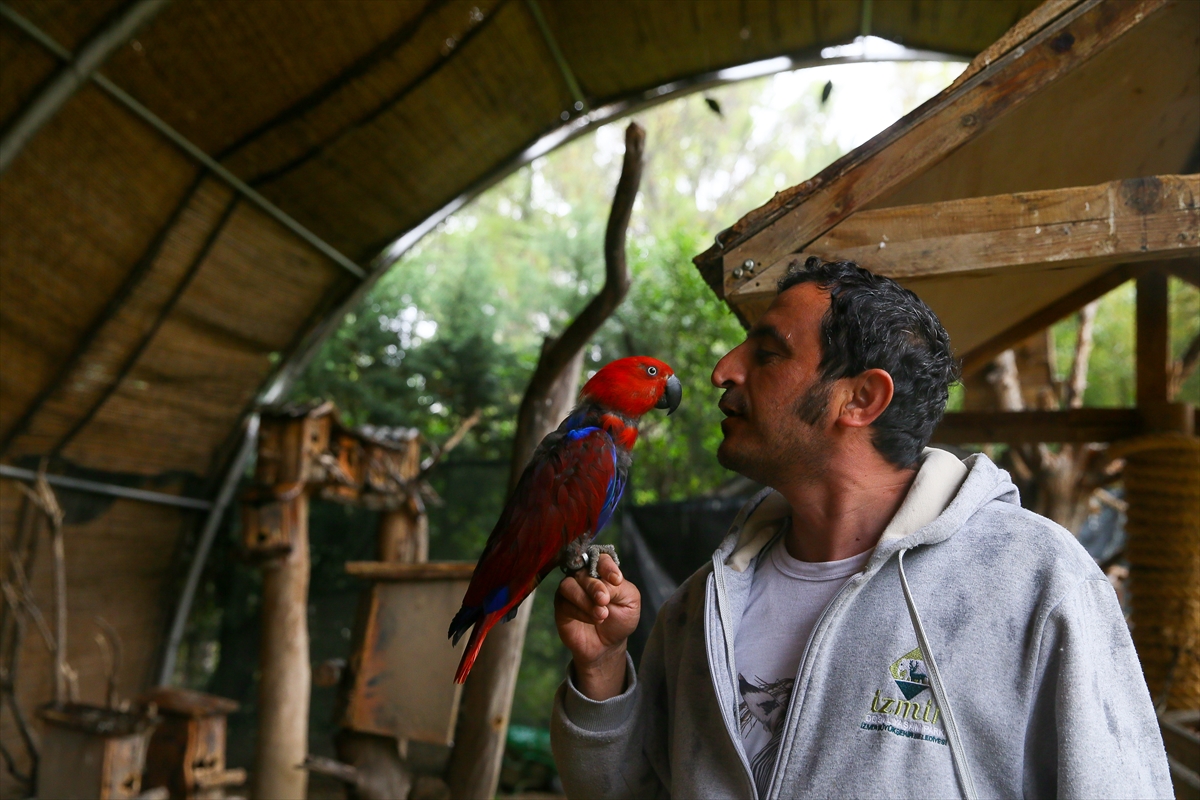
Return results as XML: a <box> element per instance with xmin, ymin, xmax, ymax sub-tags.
<box><xmin>550</xmin><ymin>451</ymin><xmax>1172</xmax><ymax>799</ymax></box>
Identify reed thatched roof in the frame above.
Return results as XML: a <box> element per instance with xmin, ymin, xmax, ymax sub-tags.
<box><xmin>1</xmin><ymin>0</ymin><xmax>1045</xmax><ymax>483</ymax></box>
<box><xmin>0</xmin><ymin>0</ymin><xmax>1050</xmax><ymax>770</ymax></box>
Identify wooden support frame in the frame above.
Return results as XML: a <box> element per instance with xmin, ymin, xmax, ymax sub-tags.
<box><xmin>728</xmin><ymin>175</ymin><xmax>1199</xmax><ymax>308</ymax></box>
<box><xmin>694</xmin><ymin>0</ymin><xmax>1170</xmax><ymax>298</ymax></box>
<box><xmin>1136</xmin><ymin>270</ymin><xmax>1170</xmax><ymax>407</ymax></box>
<box><xmin>956</xmin><ymin>263</ymin><xmax>1142</xmax><ymax>377</ymax></box>
<box><xmin>932</xmin><ymin>409</ymin><xmax>1141</xmax><ymax>444</ymax></box>
<box><xmin>933</xmin><ymin>408</ymin><xmax>1197</xmax><ymax>444</ymax></box>
<box><xmin>1165</xmin><ymin>258</ymin><xmax>1200</xmax><ymax>287</ymax></box>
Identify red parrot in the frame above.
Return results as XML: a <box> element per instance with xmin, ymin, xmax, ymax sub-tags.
<box><xmin>448</xmin><ymin>356</ymin><xmax>681</xmax><ymax>683</ymax></box>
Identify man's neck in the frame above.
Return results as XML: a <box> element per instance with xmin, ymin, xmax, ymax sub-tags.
<box><xmin>776</xmin><ymin>454</ymin><xmax>916</xmax><ymax>563</ymax></box>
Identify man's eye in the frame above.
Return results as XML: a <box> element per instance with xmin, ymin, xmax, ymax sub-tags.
<box><xmin>754</xmin><ymin>348</ymin><xmax>778</xmax><ymax>363</ymax></box>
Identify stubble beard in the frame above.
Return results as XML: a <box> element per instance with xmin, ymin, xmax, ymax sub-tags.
<box><xmin>717</xmin><ymin>379</ymin><xmax>833</xmax><ymax>487</ymax></box>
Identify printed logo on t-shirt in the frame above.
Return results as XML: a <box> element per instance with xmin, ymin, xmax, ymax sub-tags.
<box><xmin>738</xmin><ymin>674</ymin><xmax>793</xmax><ymax>797</ymax></box>
<box><xmin>859</xmin><ymin>645</ymin><xmax>948</xmax><ymax>747</ymax></box>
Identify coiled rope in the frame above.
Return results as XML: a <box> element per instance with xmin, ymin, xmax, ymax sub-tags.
<box><xmin>1109</xmin><ymin>433</ymin><xmax>1200</xmax><ymax>711</ymax></box>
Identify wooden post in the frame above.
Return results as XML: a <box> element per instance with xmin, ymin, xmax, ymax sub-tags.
<box><xmin>1137</xmin><ymin>271</ymin><xmax>1170</xmax><ymax>408</ymax></box>
<box><xmin>250</xmin><ymin>416</ymin><xmax>318</xmax><ymax>800</ymax></box>
<box><xmin>379</xmin><ymin>508</ymin><xmax>427</xmax><ymax>564</ymax></box>
<box><xmin>252</xmin><ymin>491</ymin><xmax>310</xmax><ymax>800</ymax></box>
<box><xmin>1135</xmin><ymin>270</ymin><xmax>1192</xmax><ymax>433</ymax></box>
<box><xmin>330</xmin><ymin>436</ymin><xmax>427</xmax><ymax>800</ymax></box>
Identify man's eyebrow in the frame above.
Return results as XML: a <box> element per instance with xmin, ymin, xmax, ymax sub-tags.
<box><xmin>747</xmin><ymin>324</ymin><xmax>793</xmax><ymax>354</ymax></box>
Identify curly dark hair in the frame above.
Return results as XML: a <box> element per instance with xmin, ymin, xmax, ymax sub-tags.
<box><xmin>778</xmin><ymin>256</ymin><xmax>959</xmax><ymax>467</ymax></box>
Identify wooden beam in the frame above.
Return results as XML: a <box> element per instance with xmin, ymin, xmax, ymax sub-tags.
<box><xmin>344</xmin><ymin>561</ymin><xmax>473</xmax><ymax>581</ymax></box>
<box><xmin>957</xmin><ymin>264</ymin><xmax>1140</xmax><ymax>377</ymax></box>
<box><xmin>727</xmin><ymin>174</ymin><xmax>1199</xmax><ymax>310</ymax></box>
<box><xmin>1136</xmin><ymin>271</ymin><xmax>1170</xmax><ymax>408</ymax></box>
<box><xmin>695</xmin><ymin>0</ymin><xmax>1169</xmax><ymax>298</ymax></box>
<box><xmin>1165</xmin><ymin>257</ymin><xmax>1200</xmax><ymax>288</ymax></box>
<box><xmin>932</xmin><ymin>409</ymin><xmax>1141</xmax><ymax>444</ymax></box>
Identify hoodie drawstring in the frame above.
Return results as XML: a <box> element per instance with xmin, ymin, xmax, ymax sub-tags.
<box><xmin>897</xmin><ymin>548</ymin><xmax>980</xmax><ymax>800</ymax></box>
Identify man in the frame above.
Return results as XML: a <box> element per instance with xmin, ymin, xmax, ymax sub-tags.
<box><xmin>550</xmin><ymin>258</ymin><xmax>1171</xmax><ymax>799</ymax></box>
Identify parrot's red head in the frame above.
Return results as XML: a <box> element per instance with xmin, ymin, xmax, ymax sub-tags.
<box><xmin>579</xmin><ymin>356</ymin><xmax>682</xmax><ymax>418</ymax></box>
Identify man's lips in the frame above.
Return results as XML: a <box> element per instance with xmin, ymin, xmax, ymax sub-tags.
<box><xmin>718</xmin><ymin>393</ymin><xmax>747</xmax><ymax>419</ymax></box>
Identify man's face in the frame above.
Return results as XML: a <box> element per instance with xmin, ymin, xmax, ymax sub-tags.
<box><xmin>711</xmin><ymin>282</ymin><xmax>833</xmax><ymax>486</ymax></box>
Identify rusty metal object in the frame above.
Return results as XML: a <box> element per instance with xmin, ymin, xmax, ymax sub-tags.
<box><xmin>339</xmin><ymin>567</ymin><xmax>474</xmax><ymax>745</ymax></box>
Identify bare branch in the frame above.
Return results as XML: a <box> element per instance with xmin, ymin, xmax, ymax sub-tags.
<box><xmin>418</xmin><ymin>408</ymin><xmax>483</xmax><ymax>475</ymax></box>
<box><xmin>1170</xmin><ymin>330</ymin><xmax>1200</xmax><ymax>398</ymax></box>
<box><xmin>508</xmin><ymin>121</ymin><xmax>645</xmax><ymax>484</ymax></box>
<box><xmin>1064</xmin><ymin>301</ymin><xmax>1098</xmax><ymax>408</ymax></box>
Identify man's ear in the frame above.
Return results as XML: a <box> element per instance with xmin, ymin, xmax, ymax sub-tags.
<box><xmin>834</xmin><ymin>369</ymin><xmax>894</xmax><ymax>429</ymax></box>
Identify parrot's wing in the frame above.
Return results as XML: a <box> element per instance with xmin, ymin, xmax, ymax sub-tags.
<box><xmin>459</xmin><ymin>426</ymin><xmax>620</xmax><ymax>614</ymax></box>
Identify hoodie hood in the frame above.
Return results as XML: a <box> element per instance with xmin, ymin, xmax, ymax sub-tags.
<box><xmin>714</xmin><ymin>449</ymin><xmax>1020</xmax><ymax>574</ymax></box>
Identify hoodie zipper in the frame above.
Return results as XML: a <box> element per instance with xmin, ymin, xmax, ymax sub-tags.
<box><xmin>710</xmin><ymin>535</ymin><xmax>882</xmax><ymax>800</ymax></box>
<box><xmin>761</xmin><ymin>571</ymin><xmax>864</xmax><ymax>799</ymax></box>
<box><xmin>707</xmin><ymin>564</ymin><xmax>760</xmax><ymax>799</ymax></box>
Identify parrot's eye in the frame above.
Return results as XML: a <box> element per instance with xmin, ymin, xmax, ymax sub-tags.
<box><xmin>647</xmin><ymin>366</ymin><xmax>657</xmax><ymax>376</ymax></box>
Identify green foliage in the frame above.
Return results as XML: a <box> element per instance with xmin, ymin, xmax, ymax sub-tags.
<box><xmin>1049</xmin><ymin>278</ymin><xmax>1199</xmax><ymax>406</ymax></box>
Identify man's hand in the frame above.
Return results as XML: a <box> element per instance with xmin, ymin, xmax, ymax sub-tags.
<box><xmin>555</xmin><ymin>553</ymin><xmax>641</xmax><ymax>701</ymax></box>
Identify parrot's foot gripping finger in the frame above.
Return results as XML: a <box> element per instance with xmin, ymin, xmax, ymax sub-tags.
<box><xmin>560</xmin><ymin>538</ymin><xmax>587</xmax><ymax>574</ymax></box>
<box><xmin>585</xmin><ymin>544</ymin><xmax>619</xmax><ymax>578</ymax></box>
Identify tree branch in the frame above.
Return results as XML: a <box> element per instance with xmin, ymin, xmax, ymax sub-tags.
<box><xmin>1170</xmin><ymin>330</ymin><xmax>1200</xmax><ymax>398</ymax></box>
<box><xmin>1064</xmin><ymin>300</ymin><xmax>1098</xmax><ymax>408</ymax></box>
<box><xmin>508</xmin><ymin>121</ymin><xmax>645</xmax><ymax>483</ymax></box>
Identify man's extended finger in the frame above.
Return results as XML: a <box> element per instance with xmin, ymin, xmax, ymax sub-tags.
<box><xmin>557</xmin><ymin>575</ymin><xmax>595</xmax><ymax>614</ymax></box>
<box><xmin>596</xmin><ymin>553</ymin><xmax>623</xmax><ymax>585</ymax></box>
<box><xmin>572</xmin><ymin>572</ymin><xmax>612</xmax><ymax>607</ymax></box>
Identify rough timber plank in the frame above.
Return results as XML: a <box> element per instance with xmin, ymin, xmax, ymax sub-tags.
<box><xmin>1136</xmin><ymin>270</ymin><xmax>1170</xmax><ymax>407</ymax></box>
<box><xmin>694</xmin><ymin>0</ymin><xmax>1170</xmax><ymax>299</ymax></box>
<box><xmin>344</xmin><ymin>561</ymin><xmax>474</xmax><ymax>581</ymax></box>
<box><xmin>932</xmin><ymin>409</ymin><xmax>1141</xmax><ymax>443</ymax></box>
<box><xmin>728</xmin><ymin>174</ymin><xmax>1199</xmax><ymax>309</ymax></box>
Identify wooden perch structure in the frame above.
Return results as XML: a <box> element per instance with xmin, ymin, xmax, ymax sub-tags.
<box><xmin>242</xmin><ymin>403</ymin><xmax>424</xmax><ymax>800</ymax></box>
<box><xmin>696</xmin><ymin>0</ymin><xmax>1172</xmax><ymax>298</ymax></box>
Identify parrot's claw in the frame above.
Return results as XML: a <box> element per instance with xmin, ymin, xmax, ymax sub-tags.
<box><xmin>560</xmin><ymin>541</ymin><xmax>620</xmax><ymax>578</ymax></box>
<box><xmin>585</xmin><ymin>544</ymin><xmax>619</xmax><ymax>578</ymax></box>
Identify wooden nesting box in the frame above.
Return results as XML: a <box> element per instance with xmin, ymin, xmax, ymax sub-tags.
<box><xmin>240</xmin><ymin>486</ymin><xmax>306</xmax><ymax>558</ymax></box>
<box><xmin>138</xmin><ymin>687</ymin><xmax>245</xmax><ymax>800</ymax></box>
<box><xmin>37</xmin><ymin>703</ymin><xmax>157</xmax><ymax>800</ymax></box>
<box><xmin>339</xmin><ymin>561</ymin><xmax>474</xmax><ymax>745</ymax></box>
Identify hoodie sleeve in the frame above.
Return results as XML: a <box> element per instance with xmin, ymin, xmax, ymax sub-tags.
<box><xmin>551</xmin><ymin>616</ymin><xmax>672</xmax><ymax>799</ymax></box>
<box><xmin>1024</xmin><ymin>578</ymin><xmax>1173</xmax><ymax>799</ymax></box>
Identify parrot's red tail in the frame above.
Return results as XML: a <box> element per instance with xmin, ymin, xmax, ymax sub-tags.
<box><xmin>454</xmin><ymin>611</ymin><xmax>502</xmax><ymax>684</ymax></box>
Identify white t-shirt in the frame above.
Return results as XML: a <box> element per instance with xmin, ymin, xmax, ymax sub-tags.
<box><xmin>734</xmin><ymin>532</ymin><xmax>872</xmax><ymax>796</ymax></box>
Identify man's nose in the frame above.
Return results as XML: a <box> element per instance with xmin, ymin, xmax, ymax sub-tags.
<box><xmin>711</xmin><ymin>342</ymin><xmax>746</xmax><ymax>388</ymax></box>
